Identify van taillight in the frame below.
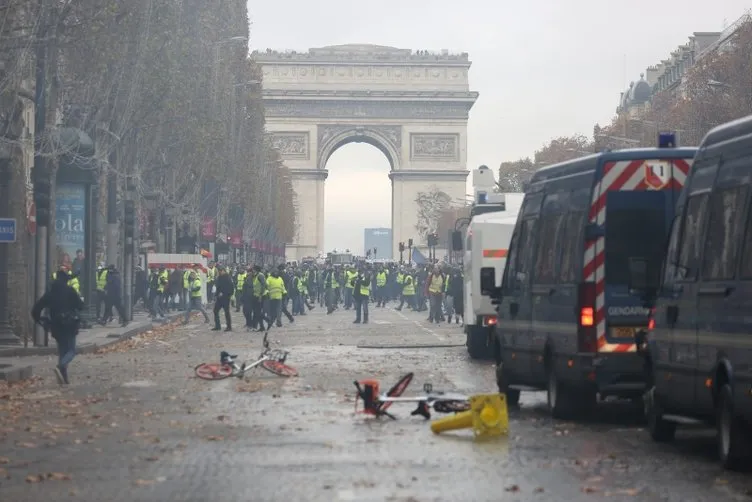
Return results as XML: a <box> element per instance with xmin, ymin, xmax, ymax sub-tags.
<box><xmin>580</xmin><ymin>307</ymin><xmax>594</xmax><ymax>326</ymax></box>
<box><xmin>577</xmin><ymin>282</ymin><xmax>597</xmax><ymax>353</ymax></box>
<box><xmin>647</xmin><ymin>308</ymin><xmax>656</xmax><ymax>330</ymax></box>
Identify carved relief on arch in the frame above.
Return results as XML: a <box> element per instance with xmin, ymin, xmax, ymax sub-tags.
<box><xmin>316</xmin><ymin>124</ymin><xmax>402</xmax><ymax>170</ymax></box>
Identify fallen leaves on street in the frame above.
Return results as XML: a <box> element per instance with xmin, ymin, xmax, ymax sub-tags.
<box><xmin>25</xmin><ymin>472</ymin><xmax>72</xmax><ymax>483</ymax></box>
<box><xmin>95</xmin><ymin>319</ymin><xmax>183</xmax><ymax>355</ymax></box>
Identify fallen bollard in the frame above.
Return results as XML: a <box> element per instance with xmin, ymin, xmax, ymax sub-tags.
<box><xmin>430</xmin><ymin>393</ymin><xmax>508</xmax><ymax>438</ymax></box>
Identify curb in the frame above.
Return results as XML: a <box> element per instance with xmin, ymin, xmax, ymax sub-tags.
<box><xmin>0</xmin><ymin>313</ymin><xmax>183</xmax><ymax>382</ymax></box>
<box><xmin>357</xmin><ymin>344</ymin><xmax>466</xmax><ymax>349</ymax></box>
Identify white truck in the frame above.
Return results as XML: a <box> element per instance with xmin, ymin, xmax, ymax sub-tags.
<box><xmin>463</xmin><ymin>194</ymin><xmax>523</xmax><ymax>359</ymax></box>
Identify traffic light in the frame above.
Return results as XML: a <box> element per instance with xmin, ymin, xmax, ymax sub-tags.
<box><xmin>373</xmin><ymin>247</ymin><xmax>377</xmax><ymax>255</ymax></box>
<box><xmin>408</xmin><ymin>238</ymin><xmax>413</xmax><ymax>247</ymax></box>
<box><xmin>124</xmin><ymin>200</ymin><xmax>135</xmax><ymax>238</ymax></box>
<box><xmin>427</xmin><ymin>233</ymin><xmax>438</xmax><ymax>247</ymax></box>
<box><xmin>398</xmin><ymin>242</ymin><xmax>405</xmax><ymax>252</ymax></box>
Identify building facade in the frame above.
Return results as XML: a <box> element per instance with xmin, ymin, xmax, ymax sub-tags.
<box><xmin>617</xmin><ymin>12</ymin><xmax>751</xmax><ymax>118</ymax></box>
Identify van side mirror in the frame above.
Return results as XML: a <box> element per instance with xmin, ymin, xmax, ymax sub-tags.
<box><xmin>480</xmin><ymin>267</ymin><xmax>499</xmax><ymax>297</ymax></box>
<box><xmin>451</xmin><ymin>231</ymin><xmax>463</xmax><ymax>252</ymax></box>
<box><xmin>584</xmin><ymin>223</ymin><xmax>604</xmax><ymax>241</ymax></box>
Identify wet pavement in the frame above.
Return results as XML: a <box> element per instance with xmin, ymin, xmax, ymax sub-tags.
<box><xmin>1</xmin><ymin>303</ymin><xmax>751</xmax><ymax>501</ymax></box>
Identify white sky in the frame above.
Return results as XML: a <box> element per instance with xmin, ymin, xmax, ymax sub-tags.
<box><xmin>248</xmin><ymin>0</ymin><xmax>750</xmax><ymax>253</ymax></box>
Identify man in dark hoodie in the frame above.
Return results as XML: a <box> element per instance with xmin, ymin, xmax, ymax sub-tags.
<box><xmin>31</xmin><ymin>270</ymin><xmax>84</xmax><ymax>385</ymax></box>
<box><xmin>212</xmin><ymin>266</ymin><xmax>234</xmax><ymax>332</ymax></box>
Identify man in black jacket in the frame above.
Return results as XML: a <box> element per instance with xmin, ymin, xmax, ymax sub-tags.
<box><xmin>212</xmin><ymin>266</ymin><xmax>234</xmax><ymax>332</ymax></box>
<box><xmin>31</xmin><ymin>270</ymin><xmax>84</xmax><ymax>385</ymax></box>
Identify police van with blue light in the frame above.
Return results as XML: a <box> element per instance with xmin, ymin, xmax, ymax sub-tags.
<box><xmin>633</xmin><ymin>117</ymin><xmax>752</xmax><ymax>471</ymax></box>
<box><xmin>482</xmin><ymin>133</ymin><xmax>697</xmax><ymax>418</ymax></box>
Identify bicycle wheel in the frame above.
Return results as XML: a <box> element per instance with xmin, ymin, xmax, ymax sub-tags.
<box><xmin>433</xmin><ymin>400</ymin><xmax>470</xmax><ymax>413</ymax></box>
<box><xmin>194</xmin><ymin>363</ymin><xmax>233</xmax><ymax>380</ymax></box>
<box><xmin>379</xmin><ymin>372</ymin><xmax>414</xmax><ymax>413</ymax></box>
<box><xmin>260</xmin><ymin>360</ymin><xmax>298</xmax><ymax>377</ymax></box>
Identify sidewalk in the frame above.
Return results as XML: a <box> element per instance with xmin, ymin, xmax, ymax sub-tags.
<box><xmin>0</xmin><ymin>311</ymin><xmax>183</xmax><ymax>382</ymax></box>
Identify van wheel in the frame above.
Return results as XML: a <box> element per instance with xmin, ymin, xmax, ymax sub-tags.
<box><xmin>645</xmin><ymin>386</ymin><xmax>676</xmax><ymax>443</ymax></box>
<box><xmin>467</xmin><ymin>325</ymin><xmax>493</xmax><ymax>360</ymax></box>
<box><xmin>495</xmin><ymin>363</ymin><xmax>520</xmax><ymax>405</ymax></box>
<box><xmin>505</xmin><ymin>389</ymin><xmax>521</xmax><ymax>407</ymax></box>
<box><xmin>547</xmin><ymin>369</ymin><xmax>574</xmax><ymax>419</ymax></box>
<box><xmin>718</xmin><ymin>384</ymin><xmax>751</xmax><ymax>470</ymax></box>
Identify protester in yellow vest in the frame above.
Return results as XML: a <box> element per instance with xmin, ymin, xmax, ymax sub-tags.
<box><xmin>266</xmin><ymin>270</ymin><xmax>287</xmax><ymax>328</ymax></box>
<box><xmin>344</xmin><ymin>268</ymin><xmax>357</xmax><ymax>310</ymax></box>
<box><xmin>426</xmin><ymin>266</ymin><xmax>446</xmax><ymax>324</ymax></box>
<box><xmin>397</xmin><ymin>274</ymin><xmax>415</xmax><ymax>311</ymax></box>
<box><xmin>375</xmin><ymin>268</ymin><xmax>388</xmax><ymax>307</ymax></box>
<box><xmin>183</xmin><ymin>270</ymin><xmax>210</xmax><ymax>324</ymax></box>
<box><xmin>250</xmin><ymin>265</ymin><xmax>267</xmax><ymax>331</ymax></box>
<box><xmin>353</xmin><ymin>269</ymin><xmax>371</xmax><ymax>324</ymax></box>
<box><xmin>234</xmin><ymin>270</ymin><xmax>247</xmax><ymax>313</ymax></box>
<box><xmin>52</xmin><ymin>267</ymin><xmax>81</xmax><ymax>296</ymax></box>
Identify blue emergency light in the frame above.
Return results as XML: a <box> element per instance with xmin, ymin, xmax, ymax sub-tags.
<box><xmin>658</xmin><ymin>132</ymin><xmax>677</xmax><ymax>148</ymax></box>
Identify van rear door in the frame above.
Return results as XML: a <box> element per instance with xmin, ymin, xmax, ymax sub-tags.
<box><xmin>588</xmin><ymin>157</ymin><xmax>692</xmax><ymax>353</ymax></box>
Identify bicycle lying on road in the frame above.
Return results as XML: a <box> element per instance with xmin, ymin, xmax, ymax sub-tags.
<box><xmin>194</xmin><ymin>331</ymin><xmax>298</xmax><ymax>380</ymax></box>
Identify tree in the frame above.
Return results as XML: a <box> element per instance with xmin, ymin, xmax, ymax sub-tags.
<box><xmin>498</xmin><ymin>158</ymin><xmax>535</xmax><ymax>192</ymax></box>
<box><xmin>415</xmin><ymin>186</ymin><xmax>451</xmax><ymax>241</ymax></box>
<box><xmin>533</xmin><ymin>134</ymin><xmax>594</xmax><ymax>165</ymax></box>
<box><xmin>650</xmin><ymin>19</ymin><xmax>752</xmax><ymax>145</ymax></box>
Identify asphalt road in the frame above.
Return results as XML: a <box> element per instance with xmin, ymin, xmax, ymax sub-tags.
<box><xmin>1</xmin><ymin>302</ymin><xmax>751</xmax><ymax>501</ymax></box>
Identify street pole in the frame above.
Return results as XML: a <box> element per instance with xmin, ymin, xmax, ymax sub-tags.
<box><xmin>33</xmin><ymin>0</ymin><xmax>49</xmax><ymax>346</ymax></box>
<box><xmin>123</xmin><ymin>177</ymin><xmax>136</xmax><ymax>321</ymax></box>
<box><xmin>106</xmin><ymin>165</ymin><xmax>118</xmax><ymax>267</ymax></box>
<box><xmin>0</xmin><ymin>158</ymin><xmax>20</xmax><ymax>345</ymax></box>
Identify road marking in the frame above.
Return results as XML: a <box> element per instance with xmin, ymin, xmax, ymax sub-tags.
<box><xmin>392</xmin><ymin>307</ymin><xmax>445</xmax><ymax>341</ymax></box>
<box><xmin>372</xmin><ymin>320</ymin><xmax>391</xmax><ymax>325</ymax></box>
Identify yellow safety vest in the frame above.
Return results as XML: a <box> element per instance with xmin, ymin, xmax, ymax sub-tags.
<box><xmin>345</xmin><ymin>270</ymin><xmax>356</xmax><ymax>288</ymax></box>
<box><xmin>376</xmin><ymin>271</ymin><xmax>387</xmax><ymax>287</ymax></box>
<box><xmin>266</xmin><ymin>276</ymin><xmax>285</xmax><ymax>300</ymax></box>
<box><xmin>207</xmin><ymin>267</ymin><xmax>215</xmax><ymax>281</ymax></box>
<box><xmin>158</xmin><ymin>270</ymin><xmax>168</xmax><ymax>293</ymax></box>
<box><xmin>296</xmin><ymin>277</ymin><xmax>307</xmax><ymax>294</ymax></box>
<box><xmin>428</xmin><ymin>274</ymin><xmax>444</xmax><ymax>294</ymax></box>
<box><xmin>96</xmin><ymin>269</ymin><xmax>108</xmax><ymax>290</ymax></box>
<box><xmin>52</xmin><ymin>272</ymin><xmax>80</xmax><ymax>294</ymax></box>
<box><xmin>190</xmin><ymin>278</ymin><xmax>202</xmax><ymax>298</ymax></box>
<box><xmin>396</xmin><ymin>273</ymin><xmax>404</xmax><ymax>285</ymax></box>
<box><xmin>183</xmin><ymin>270</ymin><xmax>191</xmax><ymax>289</ymax></box>
<box><xmin>252</xmin><ymin>276</ymin><xmax>265</xmax><ymax>297</ymax></box>
<box><xmin>403</xmin><ymin>276</ymin><xmax>415</xmax><ymax>296</ymax></box>
<box><xmin>359</xmin><ymin>277</ymin><xmax>370</xmax><ymax>297</ymax></box>
<box><xmin>236</xmin><ymin>272</ymin><xmax>247</xmax><ymax>291</ymax></box>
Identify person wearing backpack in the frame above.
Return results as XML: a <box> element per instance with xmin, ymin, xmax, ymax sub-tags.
<box><xmin>31</xmin><ymin>269</ymin><xmax>84</xmax><ymax>385</ymax></box>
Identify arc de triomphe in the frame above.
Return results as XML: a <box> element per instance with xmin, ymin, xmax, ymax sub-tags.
<box><xmin>255</xmin><ymin>44</ymin><xmax>478</xmax><ymax>261</ymax></box>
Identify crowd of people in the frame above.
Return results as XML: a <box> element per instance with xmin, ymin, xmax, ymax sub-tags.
<box><xmin>31</xmin><ymin>258</ymin><xmax>467</xmax><ymax>386</ymax></box>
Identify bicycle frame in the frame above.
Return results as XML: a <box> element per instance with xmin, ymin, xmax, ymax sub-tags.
<box><xmin>226</xmin><ymin>331</ymin><xmax>290</xmax><ymax>378</ymax></box>
<box><xmin>230</xmin><ymin>349</ymin><xmax>289</xmax><ymax>378</ymax></box>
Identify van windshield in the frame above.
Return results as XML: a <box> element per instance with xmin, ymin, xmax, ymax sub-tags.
<box><xmin>605</xmin><ymin>191</ymin><xmax>670</xmax><ymax>286</ymax></box>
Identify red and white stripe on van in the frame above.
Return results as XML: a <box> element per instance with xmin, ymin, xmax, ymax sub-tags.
<box><xmin>583</xmin><ymin>158</ymin><xmax>693</xmax><ymax>353</ymax></box>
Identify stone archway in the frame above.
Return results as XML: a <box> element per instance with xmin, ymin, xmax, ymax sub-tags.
<box><xmin>256</xmin><ymin>44</ymin><xmax>478</xmax><ymax>261</ymax></box>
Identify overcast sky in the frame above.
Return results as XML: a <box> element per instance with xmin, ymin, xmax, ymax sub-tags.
<box><xmin>248</xmin><ymin>0</ymin><xmax>750</xmax><ymax>253</ymax></box>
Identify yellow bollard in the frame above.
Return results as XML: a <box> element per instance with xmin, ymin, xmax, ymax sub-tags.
<box><xmin>430</xmin><ymin>393</ymin><xmax>508</xmax><ymax>438</ymax></box>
